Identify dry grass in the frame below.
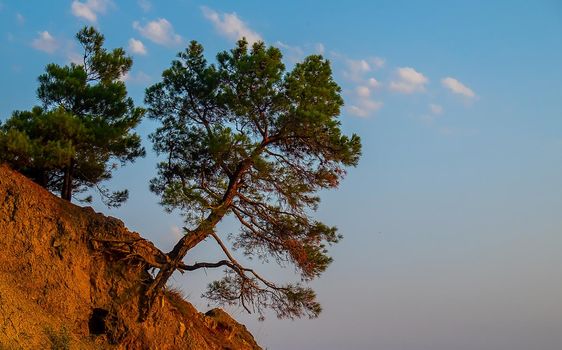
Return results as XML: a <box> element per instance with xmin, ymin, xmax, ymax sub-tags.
<box><xmin>164</xmin><ymin>286</ymin><xmax>191</xmax><ymax>317</ymax></box>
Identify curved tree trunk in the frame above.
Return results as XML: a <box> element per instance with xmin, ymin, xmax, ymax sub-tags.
<box><xmin>140</xmin><ymin>204</ymin><xmax>235</xmax><ymax>321</ymax></box>
<box><xmin>140</xmin><ymin>158</ymin><xmax>253</xmax><ymax>321</ymax></box>
<box><xmin>139</xmin><ymin>228</ymin><xmax>210</xmax><ymax>321</ymax></box>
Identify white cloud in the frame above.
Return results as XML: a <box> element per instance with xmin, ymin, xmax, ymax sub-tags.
<box><xmin>121</xmin><ymin>71</ymin><xmax>151</xmax><ymax>84</ymax></box>
<box><xmin>350</xmin><ymin>59</ymin><xmax>370</xmax><ymax>72</ymax></box>
<box><xmin>349</xmin><ymin>98</ymin><xmax>383</xmax><ymax>118</ymax></box>
<box><xmin>275</xmin><ymin>41</ymin><xmax>304</xmax><ymax>63</ymax></box>
<box><xmin>370</xmin><ymin>56</ymin><xmax>385</xmax><ymax>69</ymax></box>
<box><xmin>275</xmin><ymin>42</ymin><xmax>327</xmax><ymax>64</ymax></box>
<box><xmin>389</xmin><ymin>67</ymin><xmax>428</xmax><ymax>93</ymax></box>
<box><xmin>71</xmin><ymin>0</ymin><xmax>111</xmax><ymax>22</ymax></box>
<box><xmin>441</xmin><ymin>77</ymin><xmax>475</xmax><ymax>98</ymax></box>
<box><xmin>342</xmin><ymin>55</ymin><xmax>384</xmax><ymax>82</ymax></box>
<box><xmin>349</xmin><ymin>85</ymin><xmax>383</xmax><ymax>118</ymax></box>
<box><xmin>429</xmin><ymin>103</ymin><xmax>443</xmax><ymax>115</ymax></box>
<box><xmin>72</xmin><ymin>2</ymin><xmax>96</xmax><ymax>22</ymax></box>
<box><xmin>138</xmin><ymin>0</ymin><xmax>151</xmax><ymax>12</ymax></box>
<box><xmin>356</xmin><ymin>86</ymin><xmax>371</xmax><ymax>98</ymax></box>
<box><xmin>31</xmin><ymin>31</ymin><xmax>59</xmax><ymax>54</ymax></box>
<box><xmin>343</xmin><ymin>58</ymin><xmax>371</xmax><ymax>81</ymax></box>
<box><xmin>16</xmin><ymin>13</ymin><xmax>24</xmax><ymax>25</ymax></box>
<box><xmin>420</xmin><ymin>104</ymin><xmax>444</xmax><ymax>124</ymax></box>
<box><xmin>201</xmin><ymin>6</ymin><xmax>262</xmax><ymax>45</ymax></box>
<box><xmin>367</xmin><ymin>78</ymin><xmax>380</xmax><ymax>88</ymax></box>
<box><xmin>333</xmin><ymin>53</ymin><xmax>385</xmax><ymax>116</ymax></box>
<box><xmin>133</xmin><ymin>18</ymin><xmax>182</xmax><ymax>47</ymax></box>
<box><xmin>67</xmin><ymin>51</ymin><xmax>83</xmax><ymax>64</ymax></box>
<box><xmin>128</xmin><ymin>38</ymin><xmax>147</xmax><ymax>55</ymax></box>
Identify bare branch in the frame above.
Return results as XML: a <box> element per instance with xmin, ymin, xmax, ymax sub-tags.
<box><xmin>178</xmin><ymin>259</ymin><xmax>233</xmax><ymax>271</ymax></box>
<box><xmin>209</xmin><ymin>232</ymin><xmax>285</xmax><ymax>291</ymax></box>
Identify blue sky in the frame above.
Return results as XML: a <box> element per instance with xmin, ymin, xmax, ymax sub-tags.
<box><xmin>1</xmin><ymin>1</ymin><xmax>562</xmax><ymax>349</ymax></box>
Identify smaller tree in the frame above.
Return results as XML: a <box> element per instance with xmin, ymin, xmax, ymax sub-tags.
<box><xmin>143</xmin><ymin>40</ymin><xmax>361</xmax><ymax>320</ymax></box>
<box><xmin>0</xmin><ymin>27</ymin><xmax>144</xmax><ymax>206</ymax></box>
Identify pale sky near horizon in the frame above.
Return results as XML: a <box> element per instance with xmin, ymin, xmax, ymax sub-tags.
<box><xmin>1</xmin><ymin>1</ymin><xmax>562</xmax><ymax>349</ymax></box>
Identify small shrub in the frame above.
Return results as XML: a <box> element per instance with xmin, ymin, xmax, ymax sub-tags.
<box><xmin>45</xmin><ymin>326</ymin><xmax>70</xmax><ymax>350</ymax></box>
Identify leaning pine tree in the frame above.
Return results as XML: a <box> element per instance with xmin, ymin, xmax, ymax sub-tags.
<box><xmin>143</xmin><ymin>39</ymin><xmax>361</xmax><ymax>320</ymax></box>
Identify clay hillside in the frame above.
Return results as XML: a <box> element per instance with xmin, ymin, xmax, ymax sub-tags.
<box><xmin>0</xmin><ymin>164</ymin><xmax>261</xmax><ymax>350</ymax></box>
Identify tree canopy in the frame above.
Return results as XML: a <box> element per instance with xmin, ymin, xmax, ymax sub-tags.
<box><xmin>143</xmin><ymin>39</ymin><xmax>361</xmax><ymax>320</ymax></box>
<box><xmin>0</xmin><ymin>27</ymin><xmax>144</xmax><ymax>206</ymax></box>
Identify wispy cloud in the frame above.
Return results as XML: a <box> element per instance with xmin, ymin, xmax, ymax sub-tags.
<box><xmin>120</xmin><ymin>71</ymin><xmax>151</xmax><ymax>84</ymax></box>
<box><xmin>66</xmin><ymin>48</ymin><xmax>84</xmax><ymax>64</ymax></box>
<box><xmin>367</xmin><ymin>77</ymin><xmax>380</xmax><ymax>88</ymax></box>
<box><xmin>16</xmin><ymin>13</ymin><xmax>24</xmax><ymax>25</ymax></box>
<box><xmin>348</xmin><ymin>85</ymin><xmax>383</xmax><ymax>118</ymax></box>
<box><xmin>420</xmin><ymin>103</ymin><xmax>444</xmax><ymax>124</ymax></box>
<box><xmin>344</xmin><ymin>59</ymin><xmax>371</xmax><ymax>81</ymax></box>
<box><xmin>275</xmin><ymin>41</ymin><xmax>304</xmax><ymax>62</ymax></box>
<box><xmin>332</xmin><ymin>53</ymin><xmax>385</xmax><ymax>117</ymax></box>
<box><xmin>441</xmin><ymin>77</ymin><xmax>475</xmax><ymax>98</ymax></box>
<box><xmin>342</xmin><ymin>56</ymin><xmax>384</xmax><ymax>82</ymax></box>
<box><xmin>31</xmin><ymin>31</ymin><xmax>59</xmax><ymax>54</ymax></box>
<box><xmin>137</xmin><ymin>0</ymin><xmax>151</xmax><ymax>12</ymax></box>
<box><xmin>128</xmin><ymin>38</ymin><xmax>147</xmax><ymax>55</ymax></box>
<box><xmin>389</xmin><ymin>67</ymin><xmax>428</xmax><ymax>93</ymax></box>
<box><xmin>274</xmin><ymin>41</ymin><xmax>325</xmax><ymax>63</ymax></box>
<box><xmin>370</xmin><ymin>57</ymin><xmax>385</xmax><ymax>69</ymax></box>
<box><xmin>349</xmin><ymin>98</ymin><xmax>383</xmax><ymax>118</ymax></box>
<box><xmin>71</xmin><ymin>0</ymin><xmax>112</xmax><ymax>22</ymax></box>
<box><xmin>315</xmin><ymin>43</ymin><xmax>325</xmax><ymax>55</ymax></box>
<box><xmin>356</xmin><ymin>86</ymin><xmax>371</xmax><ymax>98</ymax></box>
<box><xmin>201</xmin><ymin>6</ymin><xmax>262</xmax><ymax>45</ymax></box>
<box><xmin>133</xmin><ymin>18</ymin><xmax>182</xmax><ymax>47</ymax></box>
<box><xmin>429</xmin><ymin>103</ymin><xmax>443</xmax><ymax>115</ymax></box>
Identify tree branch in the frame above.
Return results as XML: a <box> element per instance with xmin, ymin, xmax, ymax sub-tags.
<box><xmin>178</xmin><ymin>259</ymin><xmax>234</xmax><ymax>271</ymax></box>
<box><xmin>209</xmin><ymin>232</ymin><xmax>286</xmax><ymax>291</ymax></box>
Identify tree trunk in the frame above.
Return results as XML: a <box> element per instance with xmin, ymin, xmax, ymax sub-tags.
<box><xmin>61</xmin><ymin>158</ymin><xmax>74</xmax><ymax>201</ymax></box>
<box><xmin>34</xmin><ymin>169</ymin><xmax>48</xmax><ymax>188</ymax></box>
<box><xmin>140</xmin><ymin>207</ymin><xmax>230</xmax><ymax>321</ymax></box>
<box><xmin>139</xmin><ymin>228</ymin><xmax>210</xmax><ymax>321</ymax></box>
<box><xmin>139</xmin><ymin>158</ymin><xmax>252</xmax><ymax>321</ymax></box>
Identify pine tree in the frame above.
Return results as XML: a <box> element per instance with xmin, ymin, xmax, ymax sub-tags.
<box><xmin>0</xmin><ymin>27</ymin><xmax>144</xmax><ymax>206</ymax></box>
<box><xmin>143</xmin><ymin>40</ymin><xmax>361</xmax><ymax>319</ymax></box>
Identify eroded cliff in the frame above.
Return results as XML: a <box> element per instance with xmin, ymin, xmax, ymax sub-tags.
<box><xmin>0</xmin><ymin>164</ymin><xmax>261</xmax><ymax>349</ymax></box>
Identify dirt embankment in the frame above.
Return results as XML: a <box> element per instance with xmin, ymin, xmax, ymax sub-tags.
<box><xmin>0</xmin><ymin>164</ymin><xmax>261</xmax><ymax>349</ymax></box>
